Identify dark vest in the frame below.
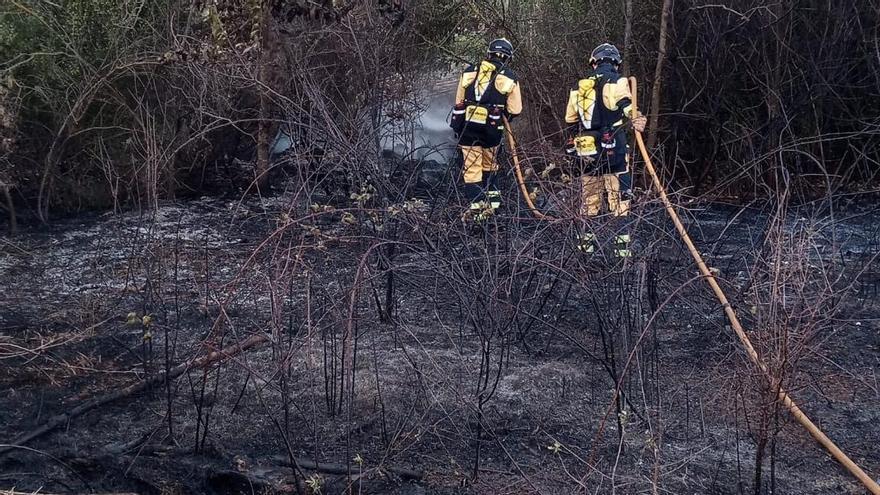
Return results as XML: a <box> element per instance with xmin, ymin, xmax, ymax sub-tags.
<box><xmin>578</xmin><ymin>64</ymin><xmax>626</xmax><ymax>131</ymax></box>
<box><xmin>456</xmin><ymin>61</ymin><xmax>516</xmax><ymax>147</ymax></box>
<box><xmin>463</xmin><ymin>61</ymin><xmax>513</xmax><ymax>108</ymax></box>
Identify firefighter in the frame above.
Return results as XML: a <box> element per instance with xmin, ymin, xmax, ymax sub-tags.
<box><xmin>450</xmin><ymin>38</ymin><xmax>523</xmax><ymax>221</ymax></box>
<box><xmin>563</xmin><ymin>43</ymin><xmax>646</xmax><ymax>257</ymax></box>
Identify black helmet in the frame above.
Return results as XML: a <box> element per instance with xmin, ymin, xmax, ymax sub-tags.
<box><xmin>590</xmin><ymin>43</ymin><xmax>622</xmax><ymax>65</ymax></box>
<box><xmin>487</xmin><ymin>38</ymin><xmax>514</xmax><ymax>59</ymax></box>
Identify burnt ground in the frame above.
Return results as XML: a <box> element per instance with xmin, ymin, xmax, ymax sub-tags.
<box><xmin>1</xmin><ymin>184</ymin><xmax>879</xmax><ymax>495</ymax></box>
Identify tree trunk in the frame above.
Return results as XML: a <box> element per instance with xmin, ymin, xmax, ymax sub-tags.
<box><xmin>255</xmin><ymin>0</ymin><xmax>271</xmax><ymax>192</ymax></box>
<box><xmin>622</xmin><ymin>0</ymin><xmax>633</xmax><ymax>77</ymax></box>
<box><xmin>647</xmin><ymin>0</ymin><xmax>672</xmax><ymax>150</ymax></box>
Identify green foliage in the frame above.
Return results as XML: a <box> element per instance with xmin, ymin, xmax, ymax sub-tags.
<box><xmin>0</xmin><ymin>0</ymin><xmax>178</xmax><ymax>212</ymax></box>
<box><xmin>3</xmin><ymin>0</ymin><xmax>159</xmax><ymax>81</ymax></box>
<box><xmin>0</xmin><ymin>4</ymin><xmax>45</xmax><ymax>74</ymax></box>
<box><xmin>1</xmin><ymin>0</ymin><xmax>167</xmax><ymax>142</ymax></box>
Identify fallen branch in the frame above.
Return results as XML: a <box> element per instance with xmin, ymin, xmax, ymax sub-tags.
<box><xmin>0</xmin><ymin>333</ymin><xmax>269</xmax><ymax>457</ymax></box>
<box><xmin>273</xmin><ymin>455</ymin><xmax>423</xmax><ymax>480</ymax></box>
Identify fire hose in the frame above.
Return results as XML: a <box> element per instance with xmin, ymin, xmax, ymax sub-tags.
<box><xmin>503</xmin><ymin>78</ymin><xmax>880</xmax><ymax>493</ymax></box>
<box><xmin>504</xmin><ymin>115</ymin><xmax>551</xmax><ymax>220</ymax></box>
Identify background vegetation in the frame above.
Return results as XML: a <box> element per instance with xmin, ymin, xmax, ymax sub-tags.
<box><xmin>1</xmin><ymin>0</ymin><xmax>878</xmax><ymax>225</ymax></box>
<box><xmin>1</xmin><ymin>2</ymin><xmax>879</xmax><ymax>495</ymax></box>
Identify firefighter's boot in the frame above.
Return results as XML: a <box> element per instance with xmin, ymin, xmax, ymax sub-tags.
<box><xmin>483</xmin><ymin>172</ymin><xmax>501</xmax><ymax>212</ymax></box>
<box><xmin>464</xmin><ymin>182</ymin><xmax>484</xmax><ymax>205</ymax></box>
<box><xmin>613</xmin><ymin>233</ymin><xmax>632</xmax><ymax>258</ymax></box>
<box><xmin>577</xmin><ymin>232</ymin><xmax>597</xmax><ymax>254</ymax></box>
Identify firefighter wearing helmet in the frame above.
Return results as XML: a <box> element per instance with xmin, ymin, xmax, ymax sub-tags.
<box><xmin>563</xmin><ymin>43</ymin><xmax>646</xmax><ymax>257</ymax></box>
<box><xmin>450</xmin><ymin>38</ymin><xmax>523</xmax><ymax>221</ymax></box>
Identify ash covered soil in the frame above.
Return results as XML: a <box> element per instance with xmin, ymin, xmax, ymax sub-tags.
<box><xmin>1</xmin><ymin>189</ymin><xmax>879</xmax><ymax>495</ymax></box>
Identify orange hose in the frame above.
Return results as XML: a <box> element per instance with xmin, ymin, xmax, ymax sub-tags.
<box><xmin>503</xmin><ymin>116</ymin><xmax>552</xmax><ymax>220</ymax></box>
<box><xmin>629</xmin><ymin>76</ymin><xmax>880</xmax><ymax>494</ymax></box>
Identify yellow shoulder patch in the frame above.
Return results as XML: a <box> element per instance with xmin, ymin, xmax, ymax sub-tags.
<box><xmin>495</xmin><ymin>74</ymin><xmax>516</xmax><ymax>94</ymax></box>
<box><xmin>460</xmin><ymin>71</ymin><xmax>477</xmax><ymax>88</ymax></box>
<box><xmin>603</xmin><ymin>78</ymin><xmax>631</xmax><ymax>110</ymax></box>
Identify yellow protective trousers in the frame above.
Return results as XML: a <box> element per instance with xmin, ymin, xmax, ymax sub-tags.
<box><xmin>460</xmin><ymin>145</ymin><xmax>499</xmax><ymax>184</ymax></box>
<box><xmin>580</xmin><ymin>174</ymin><xmax>630</xmax><ymax>217</ymax></box>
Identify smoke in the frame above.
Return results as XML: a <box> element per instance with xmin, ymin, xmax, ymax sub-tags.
<box><xmin>272</xmin><ymin>76</ymin><xmax>459</xmax><ymax>163</ymax></box>
<box><xmin>379</xmin><ymin>75</ymin><xmax>458</xmax><ymax>163</ymax></box>
<box><xmin>410</xmin><ymin>77</ymin><xmax>458</xmax><ymax>162</ymax></box>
